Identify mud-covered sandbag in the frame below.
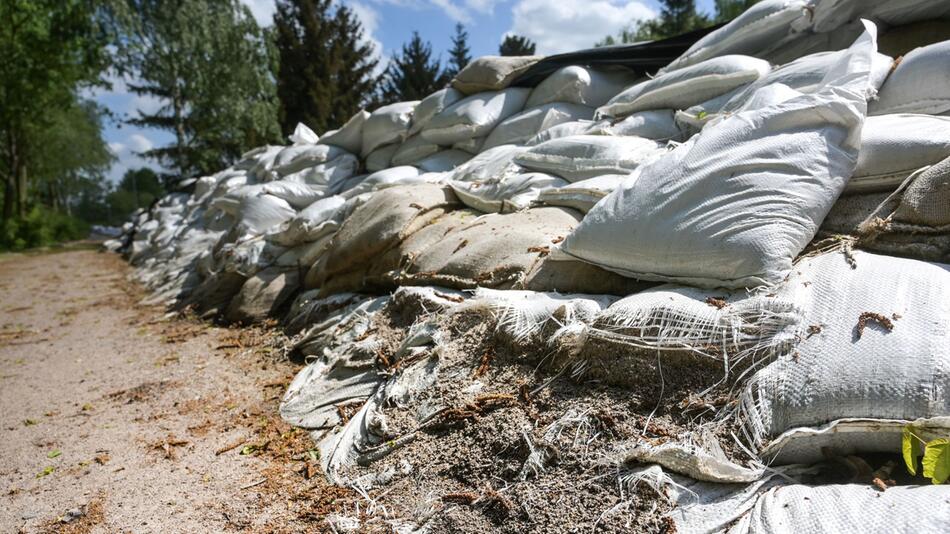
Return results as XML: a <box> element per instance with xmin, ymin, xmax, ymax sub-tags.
<box><xmin>309</xmin><ymin>184</ymin><xmax>460</xmax><ymax>288</ymax></box>
<box><xmin>361</xmin><ymin>101</ymin><xmax>418</xmax><ymax>157</ymax></box>
<box><xmin>870</xmin><ymin>39</ymin><xmax>950</xmax><ymax>116</ymax></box>
<box><xmin>409</xmin><ymin>88</ymin><xmax>465</xmax><ymax>135</ymax></box>
<box><xmin>320</xmin><ymin>110</ymin><xmax>369</xmax><ymax>154</ymax></box>
<box><xmin>599</xmin><ymin>55</ymin><xmax>770</xmax><ymax>118</ymax></box>
<box><xmin>559</xmin><ymin>25</ymin><xmax>877</xmax><ymax>288</ymax></box>
<box><xmin>226</xmin><ymin>266</ymin><xmax>300</xmax><ymax>323</ymax></box>
<box><xmin>451</xmin><ymin>55</ymin><xmax>542</xmax><ymax>94</ymax></box>
<box><xmin>536</xmin><ymin>174</ymin><xmax>627</xmax><ymax>213</ymax></box>
<box><xmin>848</xmin><ymin>114</ymin><xmax>950</xmax><ymax>193</ymax></box>
<box><xmin>514</xmin><ymin>135</ymin><xmax>663</xmax><ymax>182</ymax></box>
<box><xmin>661</xmin><ymin>0</ymin><xmax>808</xmax><ymax>72</ymax></box>
<box><xmin>274</xmin><ymin>233</ymin><xmax>334</xmax><ymax>268</ymax></box>
<box><xmin>421</xmin><ymin>88</ymin><xmax>531</xmax><ymax>146</ymax></box>
<box><xmin>450</xmin><ymin>171</ymin><xmax>567</xmax><ymax>213</ymax></box>
<box><xmin>238</xmin><ymin>194</ymin><xmax>297</xmax><ymax>234</ymax></box>
<box><xmin>482</xmin><ymin>102</ymin><xmax>594</xmax><ymax>151</ymax></box>
<box><xmin>272</xmin><ymin>144</ymin><xmax>348</xmax><ymax>177</ymax></box>
<box><xmin>390</xmin><ymin>134</ymin><xmax>441</xmax><ymax>167</ymax></box>
<box><xmin>526</xmin><ymin>66</ymin><xmax>638</xmax><ymax>108</ymax></box>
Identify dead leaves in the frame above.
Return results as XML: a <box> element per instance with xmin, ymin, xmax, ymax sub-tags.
<box><xmin>855</xmin><ymin>312</ymin><xmax>896</xmax><ymax>339</ymax></box>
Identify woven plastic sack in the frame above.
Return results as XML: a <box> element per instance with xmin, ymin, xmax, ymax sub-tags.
<box><xmin>272</xmin><ymin>144</ymin><xmax>347</xmax><ymax>177</ymax></box>
<box><xmin>870</xmin><ymin>39</ymin><xmax>950</xmax><ymax>116</ymax></box>
<box><xmin>811</xmin><ymin>0</ymin><xmax>950</xmax><ymax>34</ymax></box>
<box><xmin>482</xmin><ymin>102</ymin><xmax>594</xmax><ymax>151</ymax></box>
<box><xmin>390</xmin><ymin>134</ymin><xmax>440</xmax><ymax>167</ymax></box>
<box><xmin>237</xmin><ymin>194</ymin><xmax>297</xmax><ymax>235</ymax></box>
<box><xmin>536</xmin><ymin>173</ymin><xmax>628</xmax><ymax>213</ymax></box>
<box><xmin>524</xmin><ymin>120</ymin><xmax>602</xmax><ymax>146</ymax></box>
<box><xmin>421</xmin><ymin>88</ymin><xmax>531</xmax><ymax>146</ymax></box>
<box><xmin>225</xmin><ymin>266</ymin><xmax>300</xmax><ymax>323</ymax></box>
<box><xmin>848</xmin><ymin>113</ymin><xmax>950</xmax><ymax>193</ymax></box>
<box><xmin>595</xmin><ymin>110</ymin><xmax>681</xmax><ymax>141</ymax></box>
<box><xmin>361</xmin><ymin>101</ymin><xmax>418</xmax><ymax>157</ymax></box>
<box><xmin>320</xmin><ymin>110</ymin><xmax>369</xmax><ymax>154</ymax></box>
<box><xmin>364</xmin><ymin>143</ymin><xmax>398</xmax><ymax>173</ymax></box>
<box><xmin>450</xmin><ymin>171</ymin><xmax>567</xmax><ymax>214</ymax></box>
<box><xmin>525</xmin><ymin>66</ymin><xmax>638</xmax><ymax>108</ymax></box>
<box><xmin>514</xmin><ymin>135</ymin><xmax>664</xmax><ymax>182</ymax></box>
<box><xmin>415</xmin><ymin>150</ymin><xmax>472</xmax><ymax>173</ymax></box>
<box><xmin>451</xmin><ymin>55</ymin><xmax>541</xmax><ymax>94</ymax></box>
<box><xmin>409</xmin><ymin>87</ymin><xmax>464</xmax><ymax>135</ymax></box>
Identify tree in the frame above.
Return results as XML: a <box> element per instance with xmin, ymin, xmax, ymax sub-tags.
<box><xmin>714</xmin><ymin>0</ymin><xmax>761</xmax><ymax>23</ymax></box>
<box><xmin>445</xmin><ymin>23</ymin><xmax>471</xmax><ymax>78</ymax></box>
<box><xmin>273</xmin><ymin>0</ymin><xmax>379</xmax><ymax>137</ymax></box>
<box><xmin>379</xmin><ymin>32</ymin><xmax>448</xmax><ymax>104</ymax></box>
<box><xmin>596</xmin><ymin>0</ymin><xmax>711</xmax><ymax>45</ymax></box>
<box><xmin>0</xmin><ymin>0</ymin><xmax>111</xmax><ymax>221</ymax></box>
<box><xmin>104</xmin><ymin>167</ymin><xmax>164</xmax><ymax>223</ymax></box>
<box><xmin>499</xmin><ymin>34</ymin><xmax>537</xmax><ymax>56</ymax></box>
<box><xmin>110</xmin><ymin>0</ymin><xmax>280</xmax><ymax>185</ymax></box>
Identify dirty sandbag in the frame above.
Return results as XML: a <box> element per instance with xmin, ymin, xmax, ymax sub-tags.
<box><xmin>361</xmin><ymin>101</ymin><xmax>418</xmax><ymax>157</ymax></box>
<box><xmin>237</xmin><ymin>194</ymin><xmax>297</xmax><ymax>235</ymax></box>
<box><xmin>450</xmin><ymin>171</ymin><xmax>567</xmax><ymax>214</ymax></box>
<box><xmin>514</xmin><ymin>135</ymin><xmax>664</xmax><ymax>182</ymax></box>
<box><xmin>598</xmin><ymin>55</ymin><xmax>771</xmax><ymax>118</ymax></box>
<box><xmin>451</xmin><ymin>55</ymin><xmax>542</xmax><ymax>95</ymax></box>
<box><xmin>288</xmin><ymin>122</ymin><xmax>319</xmax><ymax>145</ymax></box>
<box><xmin>452</xmin><ymin>136</ymin><xmax>485</xmax><ymax>154</ymax></box>
<box><xmin>320</xmin><ymin>110</ymin><xmax>369</xmax><ymax>154</ymax></box>
<box><xmin>557</xmin><ymin>24</ymin><xmax>878</xmax><ymax>288</ymax></box>
<box><xmin>274</xmin><ymin>233</ymin><xmax>335</xmax><ymax>270</ymax></box>
<box><xmin>420</xmin><ymin>88</ymin><xmax>531</xmax><ymax>146</ymax></box>
<box><xmin>847</xmin><ymin>114</ymin><xmax>950</xmax><ymax>194</ymax></box>
<box><xmin>524</xmin><ymin>120</ymin><xmax>603</xmax><ymax>146</ymax></box>
<box><xmin>870</xmin><ymin>39</ymin><xmax>950</xmax><ymax>116</ymax></box>
<box><xmin>451</xmin><ymin>144</ymin><xmax>526</xmax><ymax>185</ymax></box>
<box><xmin>364</xmin><ymin>143</ymin><xmax>399</xmax><ymax>173</ymax></box>
<box><xmin>661</xmin><ymin>0</ymin><xmax>809</xmax><ymax>73</ymax></box>
<box><xmin>340</xmin><ymin>166</ymin><xmax>424</xmax><ymax>199</ymax></box>
<box><xmin>267</xmin><ymin>196</ymin><xmax>346</xmax><ymax>247</ymax></box>
<box><xmin>482</xmin><ymin>102</ymin><xmax>595</xmax><ymax>151</ymax></box>
<box><xmin>390</xmin><ymin>134</ymin><xmax>441</xmax><ymax>167</ymax></box>
<box><xmin>536</xmin><ymin>173</ymin><xmax>629</xmax><ymax>213</ymax></box>
<box><xmin>525</xmin><ymin>65</ymin><xmax>639</xmax><ymax>108</ymax></box>
<box><xmin>414</xmin><ymin>150</ymin><xmax>472</xmax><ymax>173</ymax></box>
<box><xmin>225</xmin><ymin>266</ymin><xmax>301</xmax><ymax>324</ymax></box>
<box><xmin>409</xmin><ymin>87</ymin><xmax>465</xmax><ymax>135</ymax></box>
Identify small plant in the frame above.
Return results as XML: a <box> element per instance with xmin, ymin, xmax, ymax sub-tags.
<box><xmin>902</xmin><ymin>425</ymin><xmax>950</xmax><ymax>484</ymax></box>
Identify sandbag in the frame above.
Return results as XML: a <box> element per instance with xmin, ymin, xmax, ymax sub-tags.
<box><xmin>662</xmin><ymin>0</ymin><xmax>808</xmax><ymax>73</ymax></box>
<box><xmin>598</xmin><ymin>55</ymin><xmax>771</xmax><ymax>118</ymax></box>
<box><xmin>390</xmin><ymin>134</ymin><xmax>441</xmax><ymax>167</ymax></box>
<box><xmin>452</xmin><ymin>136</ymin><xmax>485</xmax><ymax>154</ymax></box>
<box><xmin>320</xmin><ymin>110</ymin><xmax>369</xmax><ymax>154</ymax></box>
<box><xmin>364</xmin><ymin>143</ymin><xmax>399</xmax><ymax>173</ymax></box>
<box><xmin>280</xmin><ymin>154</ymin><xmax>359</xmax><ymax>187</ymax></box>
<box><xmin>225</xmin><ymin>266</ymin><xmax>300</xmax><ymax>324</ymax></box>
<box><xmin>261</xmin><ymin>180</ymin><xmax>326</xmax><ymax>210</ymax></box>
<box><xmin>272</xmin><ymin>144</ymin><xmax>347</xmax><ymax>177</ymax></box>
<box><xmin>536</xmin><ymin>174</ymin><xmax>628</xmax><ymax>213</ymax></box>
<box><xmin>267</xmin><ymin>196</ymin><xmax>346</xmax><ymax>247</ymax></box>
<box><xmin>288</xmin><ymin>122</ymin><xmax>318</xmax><ymax>145</ymax></box>
<box><xmin>451</xmin><ymin>144</ymin><xmax>526</xmax><ymax>185</ymax></box>
<box><xmin>409</xmin><ymin>88</ymin><xmax>465</xmax><ymax>135</ymax></box>
<box><xmin>361</xmin><ymin>101</ymin><xmax>418</xmax><ymax>157</ymax></box>
<box><xmin>451</xmin><ymin>55</ymin><xmax>542</xmax><ymax>94</ymax></box>
<box><xmin>848</xmin><ymin>114</ymin><xmax>950</xmax><ymax>193</ymax></box>
<box><xmin>525</xmin><ymin>66</ymin><xmax>638</xmax><ymax>108</ymax></box>
<box><xmin>514</xmin><ymin>135</ymin><xmax>664</xmax><ymax>182</ymax></box>
<box><xmin>558</xmin><ymin>25</ymin><xmax>877</xmax><ymax>288</ymax></box>
<box><xmin>237</xmin><ymin>194</ymin><xmax>297</xmax><ymax>235</ymax></box>
<box><xmin>870</xmin><ymin>39</ymin><xmax>950</xmax><ymax>116</ymax></box>
<box><xmin>524</xmin><ymin>120</ymin><xmax>602</xmax><ymax>146</ymax></box>
<box><xmin>341</xmin><ymin>166</ymin><xmax>423</xmax><ymax>199</ymax></box>
<box><xmin>415</xmin><ymin>150</ymin><xmax>472</xmax><ymax>173</ymax></box>
<box><xmin>482</xmin><ymin>102</ymin><xmax>594</xmax><ymax>151</ymax></box>
<box><xmin>596</xmin><ymin>110</ymin><xmax>681</xmax><ymax>141</ymax></box>
<box><xmin>421</xmin><ymin>88</ymin><xmax>531</xmax><ymax>146</ymax></box>
<box><xmin>811</xmin><ymin>0</ymin><xmax>950</xmax><ymax>34</ymax></box>
<box><xmin>450</xmin><ymin>171</ymin><xmax>567</xmax><ymax>213</ymax></box>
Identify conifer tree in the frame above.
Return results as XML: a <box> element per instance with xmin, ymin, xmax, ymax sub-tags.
<box><xmin>379</xmin><ymin>32</ymin><xmax>448</xmax><ymax>104</ymax></box>
<box><xmin>445</xmin><ymin>23</ymin><xmax>471</xmax><ymax>78</ymax></box>
<box><xmin>499</xmin><ymin>34</ymin><xmax>537</xmax><ymax>56</ymax></box>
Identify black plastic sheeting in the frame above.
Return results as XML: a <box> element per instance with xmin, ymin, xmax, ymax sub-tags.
<box><xmin>510</xmin><ymin>23</ymin><xmax>727</xmax><ymax>88</ymax></box>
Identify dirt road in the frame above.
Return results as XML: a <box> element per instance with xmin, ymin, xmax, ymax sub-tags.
<box><xmin>0</xmin><ymin>249</ymin><xmax>345</xmax><ymax>533</ymax></box>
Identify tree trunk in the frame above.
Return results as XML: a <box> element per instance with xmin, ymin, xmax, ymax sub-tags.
<box><xmin>172</xmin><ymin>81</ymin><xmax>187</xmax><ymax>180</ymax></box>
<box><xmin>16</xmin><ymin>162</ymin><xmax>28</xmax><ymax>218</ymax></box>
<box><xmin>2</xmin><ymin>177</ymin><xmax>13</xmax><ymax>223</ymax></box>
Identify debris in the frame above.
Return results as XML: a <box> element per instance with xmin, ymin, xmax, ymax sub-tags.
<box><xmin>855</xmin><ymin>312</ymin><xmax>895</xmax><ymax>339</ymax></box>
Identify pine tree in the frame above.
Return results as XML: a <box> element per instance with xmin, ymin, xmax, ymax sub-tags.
<box><xmin>714</xmin><ymin>0</ymin><xmax>760</xmax><ymax>22</ymax></box>
<box><xmin>445</xmin><ymin>23</ymin><xmax>471</xmax><ymax>78</ymax></box>
<box><xmin>379</xmin><ymin>32</ymin><xmax>448</xmax><ymax>104</ymax></box>
<box><xmin>604</xmin><ymin>0</ymin><xmax>711</xmax><ymax>43</ymax></box>
<box><xmin>273</xmin><ymin>0</ymin><xmax>379</xmax><ymax>136</ymax></box>
<box><xmin>499</xmin><ymin>34</ymin><xmax>537</xmax><ymax>56</ymax></box>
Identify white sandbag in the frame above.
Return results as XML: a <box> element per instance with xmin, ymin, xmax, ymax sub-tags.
<box><xmin>450</xmin><ymin>171</ymin><xmax>568</xmax><ymax>213</ymax></box>
<box><xmin>237</xmin><ymin>194</ymin><xmax>297</xmax><ymax>235</ymax></box>
<box><xmin>870</xmin><ymin>39</ymin><xmax>950</xmax><ymax>116</ymax></box>
<box><xmin>451</xmin><ymin>55</ymin><xmax>541</xmax><ymax>94</ymax></box>
<box><xmin>341</xmin><ymin>166</ymin><xmax>423</xmax><ymax>199</ymax></box>
<box><xmin>597</xmin><ymin>110</ymin><xmax>681</xmax><ymax>141</ymax></box>
<box><xmin>451</xmin><ymin>144</ymin><xmax>526</xmax><ymax>185</ymax></box>
<box><xmin>267</xmin><ymin>196</ymin><xmax>346</xmax><ymax>246</ymax></box>
<box><xmin>208</xmin><ymin>183</ymin><xmax>265</xmax><ymax>217</ymax></box>
<box><xmin>848</xmin><ymin>113</ymin><xmax>950</xmax><ymax>193</ymax></box>
<box><xmin>390</xmin><ymin>134</ymin><xmax>441</xmax><ymax>167</ymax></box>
<box><xmin>558</xmin><ymin>25</ymin><xmax>877</xmax><ymax>288</ymax></box>
<box><xmin>598</xmin><ymin>55</ymin><xmax>771</xmax><ymax>118</ymax></box>
<box><xmin>261</xmin><ymin>180</ymin><xmax>325</xmax><ymax>210</ymax></box>
<box><xmin>662</xmin><ymin>0</ymin><xmax>809</xmax><ymax>73</ymax></box>
<box><xmin>236</xmin><ymin>145</ymin><xmax>281</xmax><ymax>172</ymax></box>
<box><xmin>536</xmin><ymin>174</ymin><xmax>628</xmax><ymax>213</ymax></box>
<box><xmin>361</xmin><ymin>101</ymin><xmax>418</xmax><ymax>157</ymax></box>
<box><xmin>514</xmin><ymin>135</ymin><xmax>664</xmax><ymax>182</ymax></box>
<box><xmin>452</xmin><ymin>136</ymin><xmax>485</xmax><ymax>154</ymax></box>
<box><xmin>420</xmin><ymin>88</ymin><xmax>531</xmax><ymax>146</ymax></box>
<box><xmin>281</xmin><ymin>153</ymin><xmax>359</xmax><ymax>187</ymax></box>
<box><xmin>811</xmin><ymin>0</ymin><xmax>950</xmax><ymax>34</ymax></box>
<box><xmin>415</xmin><ymin>150</ymin><xmax>472</xmax><ymax>173</ymax></box>
<box><xmin>482</xmin><ymin>102</ymin><xmax>594</xmax><ymax>151</ymax></box>
<box><xmin>409</xmin><ymin>87</ymin><xmax>465</xmax><ymax>135</ymax></box>
<box><xmin>364</xmin><ymin>143</ymin><xmax>399</xmax><ymax>173</ymax></box>
<box><xmin>525</xmin><ymin>66</ymin><xmax>638</xmax><ymax>108</ymax></box>
<box><xmin>524</xmin><ymin>120</ymin><xmax>602</xmax><ymax>146</ymax></box>
<box><xmin>288</xmin><ymin>123</ymin><xmax>318</xmax><ymax>145</ymax></box>
<box><xmin>272</xmin><ymin>144</ymin><xmax>347</xmax><ymax>177</ymax></box>
<box><xmin>320</xmin><ymin>110</ymin><xmax>369</xmax><ymax>154</ymax></box>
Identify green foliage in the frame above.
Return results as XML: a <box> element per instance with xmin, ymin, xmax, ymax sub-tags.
<box><xmin>597</xmin><ymin>0</ymin><xmax>753</xmax><ymax>46</ymax></box>
<box><xmin>379</xmin><ymin>32</ymin><xmax>449</xmax><ymax>104</ymax></box>
<box><xmin>273</xmin><ymin>0</ymin><xmax>379</xmax><ymax>136</ymax></box>
<box><xmin>902</xmin><ymin>425</ymin><xmax>950</xmax><ymax>484</ymax></box>
<box><xmin>445</xmin><ymin>23</ymin><xmax>472</xmax><ymax>78</ymax></box>
<box><xmin>109</xmin><ymin>0</ymin><xmax>280</xmax><ymax>182</ymax></box>
<box><xmin>0</xmin><ymin>206</ymin><xmax>90</xmax><ymax>251</ymax></box>
<box><xmin>499</xmin><ymin>34</ymin><xmax>537</xmax><ymax>56</ymax></box>
<box><xmin>714</xmin><ymin>0</ymin><xmax>762</xmax><ymax>23</ymax></box>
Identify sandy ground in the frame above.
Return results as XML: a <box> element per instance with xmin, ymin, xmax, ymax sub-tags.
<box><xmin>0</xmin><ymin>249</ymin><xmax>346</xmax><ymax>533</ymax></box>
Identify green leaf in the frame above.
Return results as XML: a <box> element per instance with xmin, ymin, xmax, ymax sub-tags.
<box><xmin>902</xmin><ymin>426</ymin><xmax>924</xmax><ymax>475</ymax></box>
<box><xmin>240</xmin><ymin>445</ymin><xmax>259</xmax><ymax>456</ymax></box>
<box><xmin>36</xmin><ymin>466</ymin><xmax>55</xmax><ymax>478</ymax></box>
<box><xmin>47</xmin><ymin>450</ymin><xmax>62</xmax><ymax>459</ymax></box>
<box><xmin>921</xmin><ymin>438</ymin><xmax>950</xmax><ymax>484</ymax></box>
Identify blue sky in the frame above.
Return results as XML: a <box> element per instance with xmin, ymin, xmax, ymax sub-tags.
<box><xmin>95</xmin><ymin>0</ymin><xmax>720</xmax><ymax>182</ymax></box>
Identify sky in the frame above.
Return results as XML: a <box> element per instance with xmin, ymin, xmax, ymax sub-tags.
<box><xmin>95</xmin><ymin>0</ymin><xmax>720</xmax><ymax>183</ymax></box>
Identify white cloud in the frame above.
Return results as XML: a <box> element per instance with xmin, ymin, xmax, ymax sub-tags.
<box><xmin>363</xmin><ymin>0</ymin><xmax>492</xmax><ymax>24</ymax></box>
<box><xmin>508</xmin><ymin>0</ymin><xmax>656</xmax><ymax>55</ymax></box>
<box><xmin>107</xmin><ymin>131</ymin><xmax>164</xmax><ymax>183</ymax></box>
<box><xmin>241</xmin><ymin>0</ymin><xmax>277</xmax><ymax>26</ymax></box>
<box><xmin>127</xmin><ymin>133</ymin><xmax>154</xmax><ymax>153</ymax></box>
